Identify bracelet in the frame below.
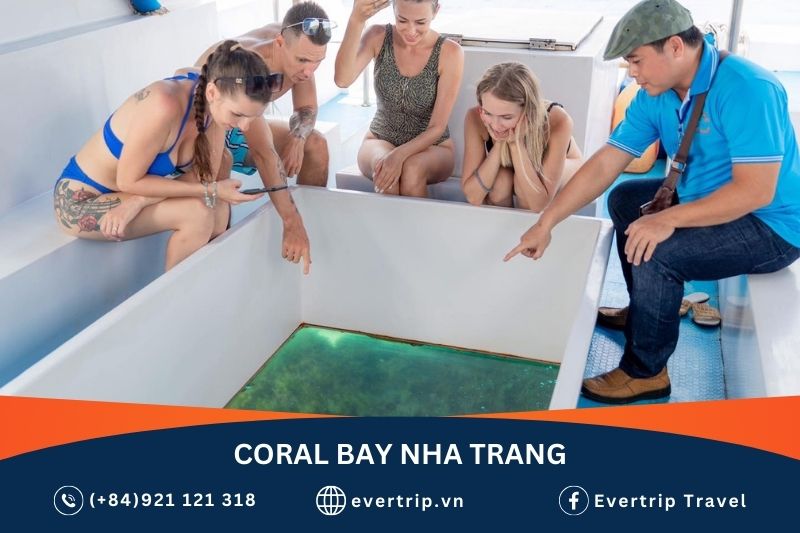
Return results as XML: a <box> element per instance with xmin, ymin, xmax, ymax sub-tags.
<box><xmin>473</xmin><ymin>168</ymin><xmax>492</xmax><ymax>193</ymax></box>
<box><xmin>204</xmin><ymin>181</ymin><xmax>218</xmax><ymax>208</ymax></box>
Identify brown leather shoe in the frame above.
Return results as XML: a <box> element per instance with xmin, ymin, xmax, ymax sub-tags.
<box><xmin>598</xmin><ymin>293</ymin><xmax>710</xmax><ymax>330</ymax></box>
<box><xmin>597</xmin><ymin>306</ymin><xmax>628</xmax><ymax>330</ymax></box>
<box><xmin>581</xmin><ymin>367</ymin><xmax>671</xmax><ymax>404</ymax></box>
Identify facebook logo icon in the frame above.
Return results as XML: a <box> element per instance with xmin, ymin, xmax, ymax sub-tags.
<box><xmin>559</xmin><ymin>486</ymin><xmax>589</xmax><ymax>516</ymax></box>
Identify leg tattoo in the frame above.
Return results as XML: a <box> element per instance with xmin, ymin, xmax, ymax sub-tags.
<box><xmin>54</xmin><ymin>180</ymin><xmax>121</xmax><ymax>232</ymax></box>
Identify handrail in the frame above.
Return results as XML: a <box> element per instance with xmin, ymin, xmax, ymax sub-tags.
<box><xmin>362</xmin><ymin>63</ymin><xmax>372</xmax><ymax>107</ymax></box>
<box><xmin>728</xmin><ymin>0</ymin><xmax>744</xmax><ymax>53</ymax></box>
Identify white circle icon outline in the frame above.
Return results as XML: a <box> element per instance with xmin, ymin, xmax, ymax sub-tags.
<box><xmin>316</xmin><ymin>485</ymin><xmax>347</xmax><ymax>516</ymax></box>
<box><xmin>559</xmin><ymin>485</ymin><xmax>589</xmax><ymax>516</ymax></box>
<box><xmin>54</xmin><ymin>485</ymin><xmax>84</xmax><ymax>516</ymax></box>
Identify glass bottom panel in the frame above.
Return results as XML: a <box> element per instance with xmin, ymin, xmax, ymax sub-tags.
<box><xmin>227</xmin><ymin>325</ymin><xmax>558</xmax><ymax>416</ymax></box>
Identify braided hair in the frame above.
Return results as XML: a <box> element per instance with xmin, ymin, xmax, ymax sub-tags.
<box><xmin>193</xmin><ymin>40</ymin><xmax>272</xmax><ymax>183</ymax></box>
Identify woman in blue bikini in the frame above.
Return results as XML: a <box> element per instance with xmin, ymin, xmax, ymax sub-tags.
<box><xmin>54</xmin><ymin>41</ymin><xmax>275</xmax><ymax>270</ymax></box>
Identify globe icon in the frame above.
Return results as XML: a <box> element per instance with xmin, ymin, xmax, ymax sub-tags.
<box><xmin>316</xmin><ymin>485</ymin><xmax>347</xmax><ymax>516</ymax></box>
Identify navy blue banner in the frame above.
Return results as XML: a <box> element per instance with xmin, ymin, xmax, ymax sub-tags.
<box><xmin>0</xmin><ymin>417</ymin><xmax>794</xmax><ymax>531</ymax></box>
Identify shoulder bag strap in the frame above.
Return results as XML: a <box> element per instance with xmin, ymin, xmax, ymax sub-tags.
<box><xmin>658</xmin><ymin>49</ymin><xmax>729</xmax><ymax>194</ymax></box>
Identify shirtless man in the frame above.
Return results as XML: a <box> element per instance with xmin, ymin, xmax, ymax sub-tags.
<box><xmin>196</xmin><ymin>1</ymin><xmax>333</xmax><ymax>273</ymax></box>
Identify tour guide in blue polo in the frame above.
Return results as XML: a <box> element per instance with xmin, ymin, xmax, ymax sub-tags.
<box><xmin>504</xmin><ymin>0</ymin><xmax>800</xmax><ymax>403</ymax></box>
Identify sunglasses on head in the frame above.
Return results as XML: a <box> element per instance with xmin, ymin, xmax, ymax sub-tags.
<box><xmin>282</xmin><ymin>18</ymin><xmax>337</xmax><ymax>39</ymax></box>
<box><xmin>215</xmin><ymin>72</ymin><xmax>284</xmax><ymax>94</ymax></box>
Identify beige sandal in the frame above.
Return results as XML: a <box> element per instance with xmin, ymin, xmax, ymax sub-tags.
<box><xmin>691</xmin><ymin>302</ymin><xmax>721</xmax><ymax>327</ymax></box>
<box><xmin>679</xmin><ymin>292</ymin><xmax>709</xmax><ymax>317</ymax></box>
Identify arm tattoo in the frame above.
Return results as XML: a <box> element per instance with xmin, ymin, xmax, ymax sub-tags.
<box><xmin>270</xmin><ymin>146</ymin><xmax>289</xmax><ymax>185</ymax></box>
<box><xmin>54</xmin><ymin>180</ymin><xmax>121</xmax><ymax>232</ymax></box>
<box><xmin>134</xmin><ymin>88</ymin><xmax>150</xmax><ymax>102</ymax></box>
<box><xmin>268</xmin><ymin>146</ymin><xmax>298</xmax><ymax>212</ymax></box>
<box><xmin>289</xmin><ymin>106</ymin><xmax>316</xmax><ymax>140</ymax></box>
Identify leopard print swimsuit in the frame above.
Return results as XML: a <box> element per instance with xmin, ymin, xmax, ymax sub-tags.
<box><xmin>369</xmin><ymin>24</ymin><xmax>450</xmax><ymax>147</ymax></box>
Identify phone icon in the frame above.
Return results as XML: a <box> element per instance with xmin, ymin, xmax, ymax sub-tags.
<box><xmin>54</xmin><ymin>486</ymin><xmax>84</xmax><ymax>515</ymax></box>
<box><xmin>62</xmin><ymin>493</ymin><xmax>76</xmax><ymax>508</ymax></box>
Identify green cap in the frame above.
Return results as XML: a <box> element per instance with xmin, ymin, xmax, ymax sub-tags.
<box><xmin>603</xmin><ymin>0</ymin><xmax>694</xmax><ymax>60</ymax></box>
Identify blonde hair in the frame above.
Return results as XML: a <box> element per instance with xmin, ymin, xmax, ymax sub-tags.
<box><xmin>392</xmin><ymin>0</ymin><xmax>439</xmax><ymax>8</ymax></box>
<box><xmin>476</xmin><ymin>62</ymin><xmax>549</xmax><ymax>191</ymax></box>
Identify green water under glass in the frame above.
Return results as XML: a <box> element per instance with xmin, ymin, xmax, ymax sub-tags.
<box><xmin>227</xmin><ymin>325</ymin><xmax>559</xmax><ymax>416</ymax></box>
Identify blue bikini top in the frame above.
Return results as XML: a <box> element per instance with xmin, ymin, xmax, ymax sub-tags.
<box><xmin>103</xmin><ymin>72</ymin><xmax>199</xmax><ymax>176</ymax></box>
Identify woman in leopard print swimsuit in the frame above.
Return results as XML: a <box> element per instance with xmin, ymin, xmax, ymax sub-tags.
<box><xmin>335</xmin><ymin>0</ymin><xmax>464</xmax><ymax>197</ymax></box>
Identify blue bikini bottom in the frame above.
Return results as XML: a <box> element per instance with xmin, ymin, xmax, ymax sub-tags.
<box><xmin>55</xmin><ymin>156</ymin><xmax>115</xmax><ymax>195</ymax></box>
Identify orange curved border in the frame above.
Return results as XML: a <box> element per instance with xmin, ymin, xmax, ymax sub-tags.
<box><xmin>1</xmin><ymin>396</ymin><xmax>797</xmax><ymax>461</ymax></box>
<box><xmin>469</xmin><ymin>396</ymin><xmax>800</xmax><ymax>460</ymax></box>
<box><xmin>0</xmin><ymin>396</ymin><xmax>331</xmax><ymax>461</ymax></box>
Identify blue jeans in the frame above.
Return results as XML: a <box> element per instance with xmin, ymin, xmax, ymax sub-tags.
<box><xmin>607</xmin><ymin>178</ymin><xmax>800</xmax><ymax>378</ymax></box>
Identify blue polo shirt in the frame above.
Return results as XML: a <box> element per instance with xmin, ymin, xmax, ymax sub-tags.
<box><xmin>609</xmin><ymin>38</ymin><xmax>800</xmax><ymax>247</ymax></box>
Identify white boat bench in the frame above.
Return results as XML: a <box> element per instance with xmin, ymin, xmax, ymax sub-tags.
<box><xmin>334</xmin><ymin>164</ymin><xmax>598</xmax><ymax>216</ymax></box>
<box><xmin>335</xmin><ymin>164</ymin><xmax>467</xmax><ymax>202</ymax></box>
<box><xmin>720</xmin><ymin>261</ymin><xmax>800</xmax><ymax>398</ymax></box>
<box><xmin>0</xmin><ymin>1</ymin><xmax>217</xmax><ymax>385</ymax></box>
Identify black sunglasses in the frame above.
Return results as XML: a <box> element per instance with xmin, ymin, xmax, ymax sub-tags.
<box><xmin>282</xmin><ymin>18</ymin><xmax>337</xmax><ymax>39</ymax></box>
<box><xmin>215</xmin><ymin>73</ymin><xmax>284</xmax><ymax>94</ymax></box>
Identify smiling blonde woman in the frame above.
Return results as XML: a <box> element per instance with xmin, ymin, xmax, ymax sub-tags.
<box><xmin>462</xmin><ymin>62</ymin><xmax>583</xmax><ymax>212</ymax></box>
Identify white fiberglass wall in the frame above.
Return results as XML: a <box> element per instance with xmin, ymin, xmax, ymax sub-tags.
<box><xmin>2</xmin><ymin>188</ymin><xmax>611</xmax><ymax>409</ymax></box>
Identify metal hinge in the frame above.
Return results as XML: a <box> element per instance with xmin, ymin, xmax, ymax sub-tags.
<box><xmin>529</xmin><ymin>38</ymin><xmax>557</xmax><ymax>50</ymax></box>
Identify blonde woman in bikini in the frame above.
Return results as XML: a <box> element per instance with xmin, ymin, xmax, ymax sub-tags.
<box><xmin>462</xmin><ymin>62</ymin><xmax>583</xmax><ymax>212</ymax></box>
<box><xmin>335</xmin><ymin>0</ymin><xmax>464</xmax><ymax>197</ymax></box>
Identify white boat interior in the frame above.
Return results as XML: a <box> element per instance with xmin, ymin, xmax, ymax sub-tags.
<box><xmin>2</xmin><ymin>187</ymin><xmax>612</xmax><ymax>408</ymax></box>
<box><xmin>1</xmin><ymin>0</ymin><xmax>798</xmax><ymax>407</ymax></box>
